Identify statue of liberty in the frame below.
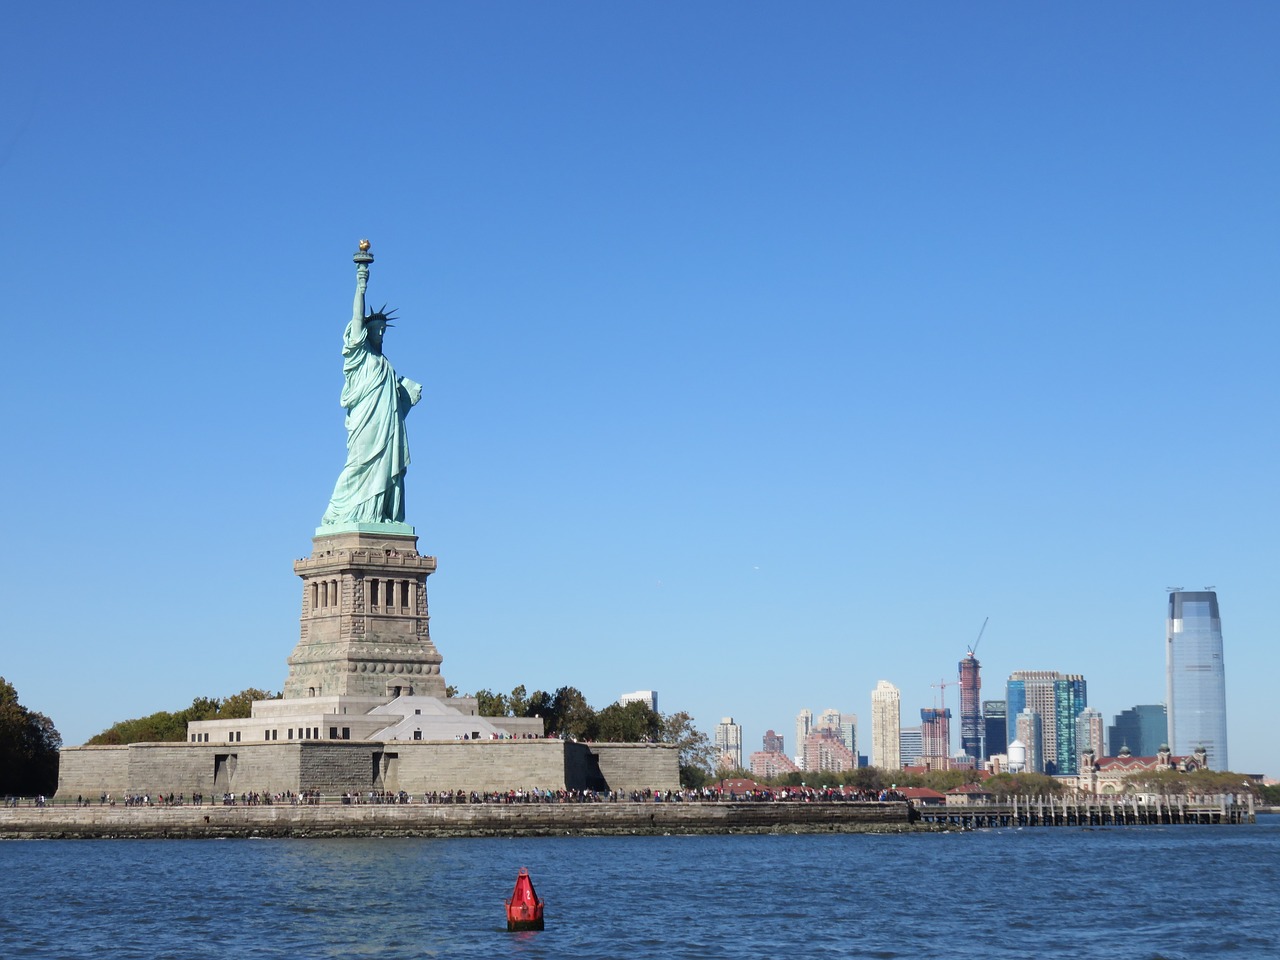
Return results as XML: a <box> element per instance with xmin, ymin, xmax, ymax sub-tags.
<box><xmin>320</xmin><ymin>241</ymin><xmax>423</xmax><ymax>527</ymax></box>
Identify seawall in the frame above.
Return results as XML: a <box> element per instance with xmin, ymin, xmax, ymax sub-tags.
<box><xmin>0</xmin><ymin>801</ymin><xmax>918</xmax><ymax>840</ymax></box>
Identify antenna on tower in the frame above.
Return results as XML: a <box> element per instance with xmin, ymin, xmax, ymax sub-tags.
<box><xmin>1166</xmin><ymin>586</ymin><xmax>1183</xmax><ymax>593</ymax></box>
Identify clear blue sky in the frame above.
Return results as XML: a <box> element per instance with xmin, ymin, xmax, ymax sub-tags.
<box><xmin>4</xmin><ymin>4</ymin><xmax>1277</xmax><ymax>776</ymax></box>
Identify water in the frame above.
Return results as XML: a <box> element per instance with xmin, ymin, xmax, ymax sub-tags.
<box><xmin>3</xmin><ymin>817</ymin><xmax>1278</xmax><ymax>959</ymax></box>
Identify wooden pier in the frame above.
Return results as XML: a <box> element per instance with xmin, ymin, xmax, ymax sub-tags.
<box><xmin>914</xmin><ymin>793</ymin><xmax>1256</xmax><ymax>828</ymax></box>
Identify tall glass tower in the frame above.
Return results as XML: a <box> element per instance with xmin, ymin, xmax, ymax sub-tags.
<box><xmin>1166</xmin><ymin>590</ymin><xmax>1228</xmax><ymax>769</ymax></box>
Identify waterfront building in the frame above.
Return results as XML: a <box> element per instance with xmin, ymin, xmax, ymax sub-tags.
<box><xmin>871</xmin><ymin>680</ymin><xmax>901</xmax><ymax>770</ymax></box>
<box><xmin>1166</xmin><ymin>590</ymin><xmax>1228</xmax><ymax>769</ymax></box>
<box><xmin>1080</xmin><ymin>744</ymin><xmax>1209</xmax><ymax>795</ymax></box>
<box><xmin>762</xmin><ymin>729</ymin><xmax>784</xmax><ymax>754</ymax></box>
<box><xmin>958</xmin><ymin>651</ymin><xmax>982</xmax><ymax>762</ymax></box>
<box><xmin>983</xmin><ymin>700</ymin><xmax>1007</xmax><ymax>758</ymax></box>
<box><xmin>1006</xmin><ymin>671</ymin><xmax>1087</xmax><ymax>774</ymax></box>
<box><xmin>899</xmin><ymin>726</ymin><xmax>923</xmax><ymax>767</ymax></box>
<box><xmin>1107</xmin><ymin>704</ymin><xmax>1167</xmax><ymax>757</ymax></box>
<box><xmin>1015</xmin><ymin>710</ymin><xmax>1043</xmax><ymax>773</ymax></box>
<box><xmin>714</xmin><ymin>717</ymin><xmax>743</xmax><ymax>771</ymax></box>
<box><xmin>920</xmin><ymin>707</ymin><xmax>952</xmax><ymax>766</ymax></box>
<box><xmin>619</xmin><ymin>690</ymin><xmax>658</xmax><ymax>712</ymax></box>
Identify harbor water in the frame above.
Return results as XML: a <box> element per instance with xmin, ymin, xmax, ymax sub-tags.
<box><xmin>3</xmin><ymin>815</ymin><xmax>1278</xmax><ymax>959</ymax></box>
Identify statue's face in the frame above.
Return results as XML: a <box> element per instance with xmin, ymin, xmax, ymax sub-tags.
<box><xmin>368</xmin><ymin>320</ymin><xmax>386</xmax><ymax>350</ymax></box>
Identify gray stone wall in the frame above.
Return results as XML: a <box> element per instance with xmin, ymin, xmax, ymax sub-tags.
<box><xmin>55</xmin><ymin>746</ymin><xmax>131</xmax><ymax>798</ymax></box>
<box><xmin>586</xmin><ymin>743</ymin><xmax>680</xmax><ymax>793</ymax></box>
<box><xmin>59</xmin><ymin>738</ymin><xmax>683</xmax><ymax>799</ymax></box>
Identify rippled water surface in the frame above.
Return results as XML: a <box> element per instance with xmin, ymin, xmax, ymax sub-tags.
<box><xmin>3</xmin><ymin>816</ymin><xmax>1278</xmax><ymax>959</ymax></box>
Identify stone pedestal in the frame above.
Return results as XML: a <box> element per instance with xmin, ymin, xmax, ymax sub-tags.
<box><xmin>285</xmin><ymin>525</ymin><xmax>446</xmax><ymax>699</ymax></box>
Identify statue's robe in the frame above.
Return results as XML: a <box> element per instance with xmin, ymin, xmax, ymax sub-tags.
<box><xmin>321</xmin><ymin>319</ymin><xmax>415</xmax><ymax>525</ymax></box>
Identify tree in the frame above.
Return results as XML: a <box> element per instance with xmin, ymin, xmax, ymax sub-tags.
<box><xmin>596</xmin><ymin>700</ymin><xmax>662</xmax><ymax>742</ymax></box>
<box><xmin>660</xmin><ymin>711</ymin><xmax>715</xmax><ymax>786</ymax></box>
<box><xmin>86</xmin><ymin>689</ymin><xmax>281</xmax><ymax>745</ymax></box>
<box><xmin>0</xmin><ymin>677</ymin><xmax>62</xmax><ymax>796</ymax></box>
<box><xmin>217</xmin><ymin>688</ymin><xmax>279</xmax><ymax>719</ymax></box>
<box><xmin>1124</xmin><ymin>768</ymin><xmax>1260</xmax><ymax>798</ymax></box>
<box><xmin>985</xmin><ymin>772</ymin><xmax>1067</xmax><ymax>797</ymax></box>
<box><xmin>507</xmin><ymin>684</ymin><xmax>529</xmax><ymax>718</ymax></box>
<box><xmin>471</xmin><ymin>689</ymin><xmax>509</xmax><ymax>717</ymax></box>
<box><xmin>551</xmin><ymin>686</ymin><xmax>598</xmax><ymax>740</ymax></box>
<box><xmin>524</xmin><ymin>689</ymin><xmax>554</xmax><ymax>727</ymax></box>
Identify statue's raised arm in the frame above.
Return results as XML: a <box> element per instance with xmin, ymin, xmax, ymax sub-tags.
<box><xmin>319</xmin><ymin>241</ymin><xmax>421</xmax><ymax>530</ymax></box>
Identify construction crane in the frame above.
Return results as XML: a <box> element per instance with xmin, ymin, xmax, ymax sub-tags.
<box><xmin>931</xmin><ymin>677</ymin><xmax>952</xmax><ymax>706</ymax></box>
<box><xmin>966</xmin><ymin>616</ymin><xmax>989</xmax><ymax>659</ymax></box>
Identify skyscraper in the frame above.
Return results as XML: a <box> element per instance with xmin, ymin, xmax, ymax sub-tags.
<box><xmin>795</xmin><ymin>709</ymin><xmax>813</xmax><ymax>767</ymax></box>
<box><xmin>920</xmin><ymin>708</ymin><xmax>952</xmax><ymax>765</ymax></box>
<box><xmin>1107</xmin><ymin>704</ymin><xmax>1167</xmax><ymax>757</ymax></box>
<box><xmin>1006</xmin><ymin>671</ymin><xmax>1087</xmax><ymax>775</ymax></box>
<box><xmin>958</xmin><ymin>651</ymin><xmax>982</xmax><ymax>762</ymax></box>
<box><xmin>1052</xmin><ymin>675</ymin><xmax>1087</xmax><ymax>775</ymax></box>
<box><xmin>1166</xmin><ymin>590</ymin><xmax>1228</xmax><ymax>769</ymax></box>
<box><xmin>812</xmin><ymin>709</ymin><xmax>857</xmax><ymax>757</ymax></box>
<box><xmin>871</xmin><ymin>681</ymin><xmax>901</xmax><ymax>770</ymax></box>
<box><xmin>899</xmin><ymin>726</ymin><xmax>923</xmax><ymax>767</ymax></box>
<box><xmin>983</xmin><ymin>700</ymin><xmax>1007</xmax><ymax>759</ymax></box>
<box><xmin>714</xmin><ymin>717</ymin><xmax>743</xmax><ymax>771</ymax></box>
<box><xmin>1075</xmin><ymin>707</ymin><xmax>1104</xmax><ymax>767</ymax></box>
<box><xmin>1015</xmin><ymin>709</ymin><xmax>1043</xmax><ymax>773</ymax></box>
<box><xmin>762</xmin><ymin>729</ymin><xmax>785</xmax><ymax>755</ymax></box>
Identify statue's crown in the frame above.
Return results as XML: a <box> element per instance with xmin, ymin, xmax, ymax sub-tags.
<box><xmin>367</xmin><ymin>304</ymin><xmax>398</xmax><ymax>327</ymax></box>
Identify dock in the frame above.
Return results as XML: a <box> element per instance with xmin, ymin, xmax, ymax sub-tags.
<box><xmin>913</xmin><ymin>793</ymin><xmax>1256</xmax><ymax>828</ymax></box>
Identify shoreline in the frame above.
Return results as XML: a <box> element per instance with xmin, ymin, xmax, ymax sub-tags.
<box><xmin>0</xmin><ymin>800</ymin><xmax>926</xmax><ymax>840</ymax></box>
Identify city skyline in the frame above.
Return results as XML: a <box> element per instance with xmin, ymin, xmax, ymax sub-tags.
<box><xmin>724</xmin><ymin>590</ymin><xmax>1237</xmax><ymax>777</ymax></box>
<box><xmin>6</xmin><ymin>7</ymin><xmax>1278</xmax><ymax>779</ymax></box>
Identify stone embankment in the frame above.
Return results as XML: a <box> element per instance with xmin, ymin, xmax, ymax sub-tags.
<box><xmin>0</xmin><ymin>801</ymin><xmax>920</xmax><ymax>840</ymax></box>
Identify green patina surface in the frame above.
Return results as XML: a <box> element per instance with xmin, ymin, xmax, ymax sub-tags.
<box><xmin>320</xmin><ymin>245</ymin><xmax>423</xmax><ymax>528</ymax></box>
<box><xmin>314</xmin><ymin>521</ymin><xmax>416</xmax><ymax>538</ymax></box>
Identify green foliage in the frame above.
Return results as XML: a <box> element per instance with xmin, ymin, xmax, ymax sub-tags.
<box><xmin>453</xmin><ymin>680</ymin><xmax>713</xmax><ymax>782</ymax></box>
<box><xmin>596</xmin><ymin>700</ymin><xmax>662</xmax><ymax>742</ymax></box>
<box><xmin>660</xmin><ymin>710</ymin><xmax>715</xmax><ymax>786</ymax></box>
<box><xmin>1122</xmin><ymin>768</ymin><xmax>1260</xmax><ymax>797</ymax></box>
<box><xmin>506</xmin><ymin>685</ymin><xmax>529</xmax><ymax>718</ymax></box>
<box><xmin>218</xmin><ymin>688</ymin><xmax>277</xmax><ymax>720</ymax></box>
<box><xmin>891</xmin><ymin>769</ymin><xmax>977</xmax><ymax>792</ymax></box>
<box><xmin>0</xmin><ymin>677</ymin><xmax>62</xmax><ymax>796</ymax></box>
<box><xmin>1260</xmin><ymin>783</ymin><xmax>1280</xmax><ymax>806</ymax></box>
<box><xmin>471</xmin><ymin>689</ymin><xmax>509</xmax><ymax>717</ymax></box>
<box><xmin>984</xmin><ymin>772</ymin><xmax>1067</xmax><ymax>797</ymax></box>
<box><xmin>86</xmin><ymin>688</ymin><xmax>281</xmax><ymax>745</ymax></box>
<box><xmin>551</xmin><ymin>686</ymin><xmax>598</xmax><ymax>741</ymax></box>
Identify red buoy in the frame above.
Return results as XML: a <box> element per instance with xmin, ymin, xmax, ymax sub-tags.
<box><xmin>505</xmin><ymin>868</ymin><xmax>545</xmax><ymax>931</ymax></box>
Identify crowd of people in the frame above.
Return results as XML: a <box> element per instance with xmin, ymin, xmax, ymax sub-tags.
<box><xmin>7</xmin><ymin>787</ymin><xmax>909</xmax><ymax>807</ymax></box>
